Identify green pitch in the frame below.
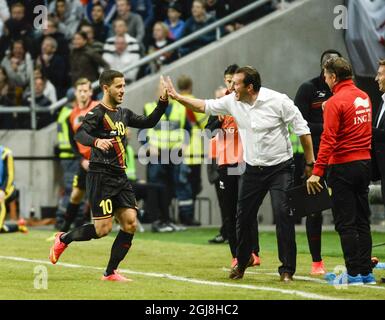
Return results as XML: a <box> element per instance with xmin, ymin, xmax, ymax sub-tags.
<box><xmin>0</xmin><ymin>228</ymin><xmax>384</xmax><ymax>300</ymax></box>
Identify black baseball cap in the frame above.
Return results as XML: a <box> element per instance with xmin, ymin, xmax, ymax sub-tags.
<box><xmin>168</xmin><ymin>1</ymin><xmax>182</xmax><ymax>13</ymax></box>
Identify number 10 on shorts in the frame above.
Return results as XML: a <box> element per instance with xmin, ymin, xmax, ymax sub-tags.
<box><xmin>99</xmin><ymin>199</ymin><xmax>113</xmax><ymax>215</ymax></box>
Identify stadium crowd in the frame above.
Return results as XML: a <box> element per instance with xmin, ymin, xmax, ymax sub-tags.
<box><xmin>0</xmin><ymin>0</ymin><xmax>277</xmax><ymax>130</ymax></box>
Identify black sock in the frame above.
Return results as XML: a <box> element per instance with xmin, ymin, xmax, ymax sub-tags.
<box><xmin>105</xmin><ymin>230</ymin><xmax>134</xmax><ymax>276</ymax></box>
<box><xmin>306</xmin><ymin>213</ymin><xmax>322</xmax><ymax>262</ymax></box>
<box><xmin>61</xmin><ymin>202</ymin><xmax>81</xmax><ymax>232</ymax></box>
<box><xmin>60</xmin><ymin>223</ymin><xmax>99</xmax><ymax>245</ymax></box>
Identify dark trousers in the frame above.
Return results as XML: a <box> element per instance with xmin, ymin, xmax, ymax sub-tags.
<box><xmin>130</xmin><ymin>181</ymin><xmax>170</xmax><ymax>222</ymax></box>
<box><xmin>219</xmin><ymin>165</ymin><xmax>259</xmax><ymax>258</ymax></box>
<box><xmin>327</xmin><ymin>160</ymin><xmax>373</xmax><ymax>276</ymax></box>
<box><xmin>237</xmin><ymin>159</ymin><xmax>296</xmax><ymax>275</ymax></box>
<box><xmin>214</xmin><ymin>179</ymin><xmax>228</xmax><ymax>239</ymax></box>
<box><xmin>188</xmin><ymin>164</ymin><xmax>202</xmax><ymax>200</ymax></box>
<box><xmin>293</xmin><ymin>152</ymin><xmax>323</xmax><ymax>262</ymax></box>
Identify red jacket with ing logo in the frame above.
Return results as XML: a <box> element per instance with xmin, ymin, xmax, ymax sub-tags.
<box><xmin>313</xmin><ymin>79</ymin><xmax>372</xmax><ymax>177</ymax></box>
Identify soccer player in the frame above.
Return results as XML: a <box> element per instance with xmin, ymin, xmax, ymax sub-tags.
<box><xmin>49</xmin><ymin>70</ymin><xmax>169</xmax><ymax>281</ymax></box>
<box><xmin>59</xmin><ymin>78</ymin><xmax>99</xmax><ymax>232</ymax></box>
<box><xmin>0</xmin><ymin>145</ymin><xmax>28</xmax><ymax>234</ymax></box>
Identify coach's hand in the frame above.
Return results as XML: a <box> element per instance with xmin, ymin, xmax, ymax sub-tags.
<box><xmin>0</xmin><ymin>189</ymin><xmax>5</xmax><ymax>202</ymax></box>
<box><xmin>306</xmin><ymin>174</ymin><xmax>323</xmax><ymax>195</ymax></box>
<box><xmin>95</xmin><ymin>138</ymin><xmax>114</xmax><ymax>152</ymax></box>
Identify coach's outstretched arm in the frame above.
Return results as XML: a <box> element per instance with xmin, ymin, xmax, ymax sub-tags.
<box><xmin>166</xmin><ymin>76</ymin><xmax>206</xmax><ymax>113</ymax></box>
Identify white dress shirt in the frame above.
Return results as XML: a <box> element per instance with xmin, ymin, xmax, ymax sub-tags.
<box><xmin>375</xmin><ymin>93</ymin><xmax>385</xmax><ymax>128</ymax></box>
<box><xmin>205</xmin><ymin>87</ymin><xmax>310</xmax><ymax>166</ymax></box>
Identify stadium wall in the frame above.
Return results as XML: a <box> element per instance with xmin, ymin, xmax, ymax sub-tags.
<box><xmin>0</xmin><ymin>0</ymin><xmax>346</xmax><ymax>222</ymax></box>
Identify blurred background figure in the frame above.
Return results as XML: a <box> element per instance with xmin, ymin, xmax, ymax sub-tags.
<box><xmin>0</xmin><ymin>145</ymin><xmax>28</xmax><ymax>234</ymax></box>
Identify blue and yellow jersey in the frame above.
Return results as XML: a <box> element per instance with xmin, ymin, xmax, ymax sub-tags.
<box><xmin>0</xmin><ymin>145</ymin><xmax>15</xmax><ymax>199</ymax></box>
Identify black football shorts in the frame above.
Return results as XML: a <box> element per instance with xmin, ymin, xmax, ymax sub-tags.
<box><xmin>72</xmin><ymin>165</ymin><xmax>87</xmax><ymax>190</ymax></box>
<box><xmin>86</xmin><ymin>171</ymin><xmax>138</xmax><ymax>220</ymax></box>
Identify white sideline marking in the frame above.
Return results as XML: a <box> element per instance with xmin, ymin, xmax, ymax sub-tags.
<box><xmin>0</xmin><ymin>255</ymin><xmax>347</xmax><ymax>300</ymax></box>
<box><xmin>222</xmin><ymin>267</ymin><xmax>385</xmax><ymax>290</ymax></box>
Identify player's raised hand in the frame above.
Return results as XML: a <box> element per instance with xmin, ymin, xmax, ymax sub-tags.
<box><xmin>95</xmin><ymin>138</ymin><xmax>114</xmax><ymax>152</ymax></box>
<box><xmin>166</xmin><ymin>76</ymin><xmax>178</xmax><ymax>100</ymax></box>
<box><xmin>159</xmin><ymin>75</ymin><xmax>168</xmax><ymax>100</ymax></box>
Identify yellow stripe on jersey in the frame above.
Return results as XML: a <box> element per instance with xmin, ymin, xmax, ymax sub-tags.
<box><xmin>103</xmin><ymin>114</ymin><xmax>126</xmax><ymax>166</ymax></box>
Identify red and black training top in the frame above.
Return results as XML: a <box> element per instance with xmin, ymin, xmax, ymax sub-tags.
<box><xmin>75</xmin><ymin>99</ymin><xmax>168</xmax><ymax>174</ymax></box>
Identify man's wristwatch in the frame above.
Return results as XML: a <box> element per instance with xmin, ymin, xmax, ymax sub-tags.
<box><xmin>305</xmin><ymin>161</ymin><xmax>315</xmax><ymax>168</ymax></box>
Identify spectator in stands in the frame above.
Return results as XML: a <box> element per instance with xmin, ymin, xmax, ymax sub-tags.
<box><xmin>154</xmin><ymin>0</ymin><xmax>193</xmax><ymax>22</ymax></box>
<box><xmin>69</xmin><ymin>31</ymin><xmax>109</xmax><ymax>86</ymax></box>
<box><xmin>0</xmin><ymin>2</ymin><xmax>32</xmax><ymax>57</ymax></box>
<box><xmin>3</xmin><ymin>2</ymin><xmax>31</xmax><ymax>40</ymax></box>
<box><xmin>104</xmin><ymin>18</ymin><xmax>142</xmax><ymax>58</ymax></box>
<box><xmin>226</xmin><ymin>0</ymin><xmax>275</xmax><ymax>32</ymax></box>
<box><xmin>89</xmin><ymin>3</ymin><xmax>110</xmax><ymax>43</ymax></box>
<box><xmin>33</xmin><ymin>67</ymin><xmax>57</xmax><ymax>105</ymax></box>
<box><xmin>0</xmin><ymin>65</ymin><xmax>24</xmax><ymax>130</ymax></box>
<box><xmin>12</xmin><ymin>0</ymin><xmax>46</xmax><ymax>27</ymax></box>
<box><xmin>79</xmin><ymin>23</ymin><xmax>104</xmax><ymax>56</ymax></box>
<box><xmin>146</xmin><ymin>22</ymin><xmax>178</xmax><ymax>74</ymax></box>
<box><xmin>165</xmin><ymin>1</ymin><xmax>185</xmax><ymax>41</ymax></box>
<box><xmin>115</xmin><ymin>0</ymin><xmax>145</xmax><ymax>45</ymax></box>
<box><xmin>22</xmin><ymin>77</ymin><xmax>55</xmax><ymax>128</ymax></box>
<box><xmin>103</xmin><ymin>35</ymin><xmax>140</xmax><ymax>84</ymax></box>
<box><xmin>1</xmin><ymin>39</ymin><xmax>29</xmax><ymax>88</ymax></box>
<box><xmin>50</xmin><ymin>0</ymin><xmax>83</xmax><ymax>40</ymax></box>
<box><xmin>23</xmin><ymin>76</ymin><xmax>52</xmax><ymax>107</ymax></box>
<box><xmin>130</xmin><ymin>0</ymin><xmax>154</xmax><ymax>29</ymax></box>
<box><xmin>85</xmin><ymin>0</ymin><xmax>117</xmax><ymax>26</ymax></box>
<box><xmin>0</xmin><ymin>66</ymin><xmax>15</xmax><ymax>106</ymax></box>
<box><xmin>179</xmin><ymin>0</ymin><xmax>216</xmax><ymax>57</ymax></box>
<box><xmin>35</xmin><ymin>36</ymin><xmax>68</xmax><ymax>99</ymax></box>
<box><xmin>0</xmin><ymin>0</ymin><xmax>10</xmax><ymax>38</ymax></box>
<box><xmin>32</xmin><ymin>17</ymin><xmax>70</xmax><ymax>64</ymax></box>
<box><xmin>205</xmin><ymin>0</ymin><xmax>230</xmax><ymax>20</ymax></box>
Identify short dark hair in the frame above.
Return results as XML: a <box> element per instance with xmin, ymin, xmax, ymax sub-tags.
<box><xmin>74</xmin><ymin>31</ymin><xmax>88</xmax><ymax>41</ymax></box>
<box><xmin>379</xmin><ymin>59</ymin><xmax>385</xmax><ymax>66</ymax></box>
<box><xmin>320</xmin><ymin>49</ymin><xmax>342</xmax><ymax>66</ymax></box>
<box><xmin>224</xmin><ymin>64</ymin><xmax>239</xmax><ymax>76</ymax></box>
<box><xmin>323</xmin><ymin>57</ymin><xmax>353</xmax><ymax>81</ymax></box>
<box><xmin>99</xmin><ymin>70</ymin><xmax>124</xmax><ymax>89</ymax></box>
<box><xmin>235</xmin><ymin>66</ymin><xmax>261</xmax><ymax>92</ymax></box>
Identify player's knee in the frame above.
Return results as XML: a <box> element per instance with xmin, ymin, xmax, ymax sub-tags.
<box><xmin>95</xmin><ymin>223</ymin><xmax>112</xmax><ymax>237</ymax></box>
<box><xmin>122</xmin><ymin>219</ymin><xmax>137</xmax><ymax>234</ymax></box>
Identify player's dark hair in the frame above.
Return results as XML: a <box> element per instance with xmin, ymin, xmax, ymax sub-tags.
<box><xmin>224</xmin><ymin>64</ymin><xmax>239</xmax><ymax>76</ymax></box>
<box><xmin>323</xmin><ymin>57</ymin><xmax>353</xmax><ymax>81</ymax></box>
<box><xmin>379</xmin><ymin>59</ymin><xmax>385</xmax><ymax>66</ymax></box>
<box><xmin>320</xmin><ymin>49</ymin><xmax>342</xmax><ymax>66</ymax></box>
<box><xmin>99</xmin><ymin>70</ymin><xmax>124</xmax><ymax>88</ymax></box>
<box><xmin>235</xmin><ymin>66</ymin><xmax>261</xmax><ymax>92</ymax></box>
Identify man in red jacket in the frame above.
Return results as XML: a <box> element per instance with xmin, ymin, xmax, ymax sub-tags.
<box><xmin>307</xmin><ymin>57</ymin><xmax>375</xmax><ymax>285</ymax></box>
